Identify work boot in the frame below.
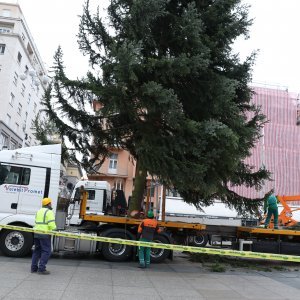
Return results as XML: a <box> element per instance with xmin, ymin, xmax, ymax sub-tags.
<box><xmin>30</xmin><ymin>270</ymin><xmax>37</xmax><ymax>273</ymax></box>
<box><xmin>38</xmin><ymin>270</ymin><xmax>50</xmax><ymax>275</ymax></box>
<box><xmin>138</xmin><ymin>264</ymin><xmax>145</xmax><ymax>269</ymax></box>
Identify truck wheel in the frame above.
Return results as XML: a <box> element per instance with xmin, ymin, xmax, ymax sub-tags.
<box><xmin>100</xmin><ymin>228</ymin><xmax>133</xmax><ymax>262</ymax></box>
<box><xmin>0</xmin><ymin>229</ymin><xmax>33</xmax><ymax>257</ymax></box>
<box><xmin>150</xmin><ymin>234</ymin><xmax>171</xmax><ymax>263</ymax></box>
<box><xmin>189</xmin><ymin>233</ymin><xmax>208</xmax><ymax>247</ymax></box>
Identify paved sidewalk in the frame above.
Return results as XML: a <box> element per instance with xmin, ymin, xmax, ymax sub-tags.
<box><xmin>0</xmin><ymin>253</ymin><xmax>299</xmax><ymax>299</ymax></box>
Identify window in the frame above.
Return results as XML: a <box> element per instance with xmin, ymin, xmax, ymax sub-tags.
<box><xmin>15</xmin><ymin>123</ymin><xmax>19</xmax><ymax>132</ymax></box>
<box><xmin>10</xmin><ymin>140</ymin><xmax>17</xmax><ymax>150</ymax></box>
<box><xmin>74</xmin><ymin>188</ymin><xmax>80</xmax><ymax>201</ymax></box>
<box><xmin>1</xmin><ymin>133</ymin><xmax>9</xmax><ymax>149</ymax></box>
<box><xmin>9</xmin><ymin>93</ymin><xmax>15</xmax><ymax>106</ymax></box>
<box><xmin>73</xmin><ymin>188</ymin><xmax>96</xmax><ymax>201</ymax></box>
<box><xmin>33</xmin><ymin>56</ymin><xmax>37</xmax><ymax>66</ymax></box>
<box><xmin>17</xmin><ymin>52</ymin><xmax>22</xmax><ymax>63</ymax></box>
<box><xmin>166</xmin><ymin>188</ymin><xmax>180</xmax><ymax>198</ymax></box>
<box><xmin>21</xmin><ymin>83</ymin><xmax>25</xmax><ymax>96</ymax></box>
<box><xmin>0</xmin><ymin>44</ymin><xmax>5</xmax><ymax>55</ymax></box>
<box><xmin>24</xmin><ymin>113</ymin><xmax>28</xmax><ymax>131</ymax></box>
<box><xmin>27</xmin><ymin>93</ymin><xmax>31</xmax><ymax>104</ymax></box>
<box><xmin>150</xmin><ymin>186</ymin><xmax>155</xmax><ymax>197</ymax></box>
<box><xmin>0</xmin><ymin>27</ymin><xmax>11</xmax><ymax>33</ymax></box>
<box><xmin>114</xmin><ymin>179</ymin><xmax>124</xmax><ymax>190</ymax></box>
<box><xmin>17</xmin><ymin>103</ymin><xmax>22</xmax><ymax>115</ymax></box>
<box><xmin>0</xmin><ymin>164</ymin><xmax>31</xmax><ymax>185</ymax></box>
<box><xmin>6</xmin><ymin>114</ymin><xmax>11</xmax><ymax>126</ymax></box>
<box><xmin>21</xmin><ymin>33</ymin><xmax>26</xmax><ymax>41</ymax></box>
<box><xmin>87</xmin><ymin>190</ymin><xmax>95</xmax><ymax>200</ymax></box>
<box><xmin>2</xmin><ymin>9</ymin><xmax>11</xmax><ymax>17</ymax></box>
<box><xmin>27</xmin><ymin>43</ymin><xmax>33</xmax><ymax>55</ymax></box>
<box><xmin>108</xmin><ymin>153</ymin><xmax>118</xmax><ymax>174</ymax></box>
<box><xmin>33</xmin><ymin>102</ymin><xmax>37</xmax><ymax>113</ymax></box>
<box><xmin>13</xmin><ymin>72</ymin><xmax>18</xmax><ymax>86</ymax></box>
<box><xmin>28</xmin><ymin>136</ymin><xmax>32</xmax><ymax>144</ymax></box>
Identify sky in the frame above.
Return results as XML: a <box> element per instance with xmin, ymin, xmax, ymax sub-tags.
<box><xmin>6</xmin><ymin>0</ymin><xmax>300</xmax><ymax>93</ymax></box>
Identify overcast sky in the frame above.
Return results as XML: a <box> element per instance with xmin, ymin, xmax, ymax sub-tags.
<box><xmin>8</xmin><ymin>0</ymin><xmax>300</xmax><ymax>93</ymax></box>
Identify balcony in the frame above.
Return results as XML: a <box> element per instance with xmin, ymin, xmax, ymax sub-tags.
<box><xmin>102</xmin><ymin>165</ymin><xmax>128</xmax><ymax>177</ymax></box>
<box><xmin>108</xmin><ymin>167</ymin><xmax>117</xmax><ymax>175</ymax></box>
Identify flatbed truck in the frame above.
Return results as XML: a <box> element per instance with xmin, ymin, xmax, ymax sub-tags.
<box><xmin>1</xmin><ymin>144</ymin><xmax>300</xmax><ymax>262</ymax></box>
<box><xmin>0</xmin><ymin>144</ymin><xmax>206</xmax><ymax>262</ymax></box>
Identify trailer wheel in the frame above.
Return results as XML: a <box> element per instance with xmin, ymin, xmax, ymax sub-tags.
<box><xmin>0</xmin><ymin>229</ymin><xmax>33</xmax><ymax>257</ymax></box>
<box><xmin>150</xmin><ymin>234</ymin><xmax>171</xmax><ymax>263</ymax></box>
<box><xmin>100</xmin><ymin>228</ymin><xmax>133</xmax><ymax>262</ymax></box>
<box><xmin>189</xmin><ymin>233</ymin><xmax>208</xmax><ymax>247</ymax></box>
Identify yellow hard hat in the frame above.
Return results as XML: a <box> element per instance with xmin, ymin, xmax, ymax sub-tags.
<box><xmin>42</xmin><ymin>198</ymin><xmax>52</xmax><ymax>206</ymax></box>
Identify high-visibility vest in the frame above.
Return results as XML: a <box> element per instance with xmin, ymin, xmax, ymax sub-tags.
<box><xmin>138</xmin><ymin>218</ymin><xmax>160</xmax><ymax>241</ymax></box>
<box><xmin>34</xmin><ymin>207</ymin><xmax>57</xmax><ymax>232</ymax></box>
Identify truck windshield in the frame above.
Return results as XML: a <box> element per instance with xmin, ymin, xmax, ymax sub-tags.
<box><xmin>74</xmin><ymin>188</ymin><xmax>95</xmax><ymax>201</ymax></box>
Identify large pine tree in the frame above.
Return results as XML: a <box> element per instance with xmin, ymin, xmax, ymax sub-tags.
<box><xmin>43</xmin><ymin>0</ymin><xmax>270</xmax><ymax>215</ymax></box>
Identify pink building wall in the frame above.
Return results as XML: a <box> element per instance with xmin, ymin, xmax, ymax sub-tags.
<box><xmin>232</xmin><ymin>87</ymin><xmax>300</xmax><ymax>198</ymax></box>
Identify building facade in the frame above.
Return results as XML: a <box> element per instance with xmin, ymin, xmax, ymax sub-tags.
<box><xmin>0</xmin><ymin>2</ymin><xmax>48</xmax><ymax>150</ymax></box>
<box><xmin>233</xmin><ymin>86</ymin><xmax>300</xmax><ymax>198</ymax></box>
<box><xmin>88</xmin><ymin>148</ymin><xmax>136</xmax><ymax>203</ymax></box>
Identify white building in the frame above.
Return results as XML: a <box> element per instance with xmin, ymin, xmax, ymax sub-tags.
<box><xmin>0</xmin><ymin>2</ymin><xmax>48</xmax><ymax>150</ymax></box>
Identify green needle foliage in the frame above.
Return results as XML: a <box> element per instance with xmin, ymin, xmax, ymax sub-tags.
<box><xmin>43</xmin><ymin>0</ymin><xmax>270</xmax><ymax>214</ymax></box>
<box><xmin>32</xmin><ymin>113</ymin><xmax>74</xmax><ymax>166</ymax></box>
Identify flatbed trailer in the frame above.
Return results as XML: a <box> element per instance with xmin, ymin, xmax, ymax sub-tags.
<box><xmin>80</xmin><ymin>190</ymin><xmax>206</xmax><ymax>230</ymax></box>
<box><xmin>238</xmin><ymin>227</ymin><xmax>300</xmax><ymax>237</ymax></box>
<box><xmin>234</xmin><ymin>227</ymin><xmax>300</xmax><ymax>255</ymax></box>
<box><xmin>78</xmin><ymin>190</ymin><xmax>300</xmax><ymax>259</ymax></box>
<box><xmin>81</xmin><ymin>214</ymin><xmax>206</xmax><ymax>230</ymax></box>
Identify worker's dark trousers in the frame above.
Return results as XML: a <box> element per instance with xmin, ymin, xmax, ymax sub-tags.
<box><xmin>138</xmin><ymin>238</ymin><xmax>151</xmax><ymax>267</ymax></box>
<box><xmin>31</xmin><ymin>236</ymin><xmax>51</xmax><ymax>272</ymax></box>
<box><xmin>265</xmin><ymin>207</ymin><xmax>279</xmax><ymax>229</ymax></box>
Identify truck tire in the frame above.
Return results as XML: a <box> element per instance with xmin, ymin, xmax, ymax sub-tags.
<box><xmin>0</xmin><ymin>229</ymin><xmax>33</xmax><ymax>257</ymax></box>
<box><xmin>100</xmin><ymin>228</ymin><xmax>133</xmax><ymax>262</ymax></box>
<box><xmin>189</xmin><ymin>233</ymin><xmax>208</xmax><ymax>247</ymax></box>
<box><xmin>150</xmin><ymin>234</ymin><xmax>171</xmax><ymax>263</ymax></box>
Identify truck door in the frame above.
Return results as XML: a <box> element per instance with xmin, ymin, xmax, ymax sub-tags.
<box><xmin>0</xmin><ymin>163</ymin><xmax>48</xmax><ymax>215</ymax></box>
<box><xmin>87</xmin><ymin>189</ymin><xmax>104</xmax><ymax>214</ymax></box>
<box><xmin>74</xmin><ymin>188</ymin><xmax>104</xmax><ymax>214</ymax></box>
<box><xmin>17</xmin><ymin>166</ymin><xmax>47</xmax><ymax>214</ymax></box>
<box><xmin>71</xmin><ymin>188</ymin><xmax>104</xmax><ymax>215</ymax></box>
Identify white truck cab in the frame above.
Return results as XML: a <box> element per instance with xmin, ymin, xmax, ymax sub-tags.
<box><xmin>68</xmin><ymin>180</ymin><xmax>111</xmax><ymax>225</ymax></box>
<box><xmin>0</xmin><ymin>144</ymin><xmax>61</xmax><ymax>226</ymax></box>
<box><xmin>0</xmin><ymin>144</ymin><xmax>61</xmax><ymax>256</ymax></box>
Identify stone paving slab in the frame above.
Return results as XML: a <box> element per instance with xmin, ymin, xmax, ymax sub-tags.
<box><xmin>0</xmin><ymin>253</ymin><xmax>299</xmax><ymax>300</ymax></box>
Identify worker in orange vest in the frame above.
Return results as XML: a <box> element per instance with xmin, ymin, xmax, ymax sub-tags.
<box><xmin>137</xmin><ymin>210</ymin><xmax>160</xmax><ymax>268</ymax></box>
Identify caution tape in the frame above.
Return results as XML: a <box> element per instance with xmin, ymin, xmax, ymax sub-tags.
<box><xmin>1</xmin><ymin>224</ymin><xmax>300</xmax><ymax>263</ymax></box>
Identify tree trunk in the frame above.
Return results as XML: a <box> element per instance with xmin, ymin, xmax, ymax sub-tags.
<box><xmin>128</xmin><ymin>160</ymin><xmax>147</xmax><ymax>214</ymax></box>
